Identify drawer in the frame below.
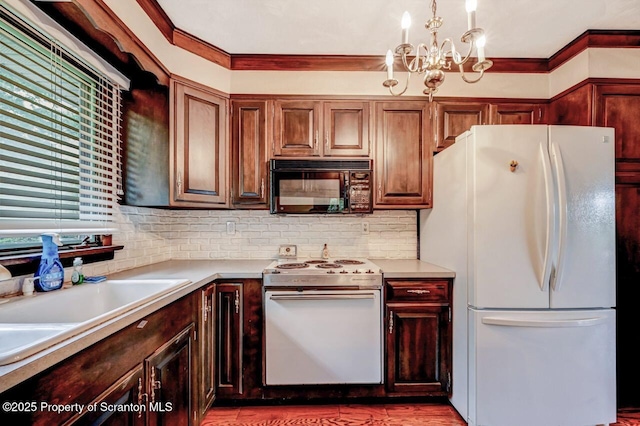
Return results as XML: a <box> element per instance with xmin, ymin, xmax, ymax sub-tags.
<box><xmin>386</xmin><ymin>280</ymin><xmax>450</xmax><ymax>303</ymax></box>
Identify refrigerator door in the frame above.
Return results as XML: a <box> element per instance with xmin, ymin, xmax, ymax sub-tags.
<box><xmin>468</xmin><ymin>126</ymin><xmax>552</xmax><ymax>309</ymax></box>
<box><xmin>548</xmin><ymin>126</ymin><xmax>616</xmax><ymax>309</ymax></box>
<box><xmin>468</xmin><ymin>308</ymin><xmax>616</xmax><ymax>426</ymax></box>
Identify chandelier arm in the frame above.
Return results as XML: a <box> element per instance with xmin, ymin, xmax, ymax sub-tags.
<box><xmin>388</xmin><ymin>71</ymin><xmax>412</xmax><ymax>96</ymax></box>
<box><xmin>441</xmin><ymin>38</ymin><xmax>474</xmax><ymax>66</ymax></box>
<box><xmin>458</xmin><ymin>64</ymin><xmax>485</xmax><ymax>83</ymax></box>
<box><xmin>401</xmin><ymin>52</ymin><xmax>420</xmax><ymax>73</ymax></box>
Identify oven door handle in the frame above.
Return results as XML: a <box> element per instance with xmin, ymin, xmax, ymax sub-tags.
<box><xmin>269</xmin><ymin>292</ymin><xmax>376</xmax><ymax>301</ymax></box>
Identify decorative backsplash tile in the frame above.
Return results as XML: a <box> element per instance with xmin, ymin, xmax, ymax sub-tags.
<box><xmin>0</xmin><ymin>206</ymin><xmax>417</xmax><ymax>296</ymax></box>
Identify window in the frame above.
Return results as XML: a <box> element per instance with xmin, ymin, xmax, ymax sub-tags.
<box><xmin>0</xmin><ymin>11</ymin><xmax>122</xmax><ymax>248</ymax></box>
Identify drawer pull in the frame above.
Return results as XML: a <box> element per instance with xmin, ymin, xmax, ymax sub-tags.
<box><xmin>407</xmin><ymin>289</ymin><xmax>431</xmax><ymax>295</ymax></box>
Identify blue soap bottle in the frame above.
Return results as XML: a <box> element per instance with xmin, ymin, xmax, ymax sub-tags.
<box><xmin>34</xmin><ymin>233</ymin><xmax>64</xmax><ymax>292</ymax></box>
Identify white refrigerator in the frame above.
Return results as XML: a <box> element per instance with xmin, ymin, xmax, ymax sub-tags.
<box><xmin>420</xmin><ymin>125</ymin><xmax>616</xmax><ymax>426</ymax></box>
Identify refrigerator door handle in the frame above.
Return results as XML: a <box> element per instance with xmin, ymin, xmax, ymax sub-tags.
<box><xmin>481</xmin><ymin>316</ymin><xmax>609</xmax><ymax>328</ymax></box>
<box><xmin>550</xmin><ymin>142</ymin><xmax>568</xmax><ymax>292</ymax></box>
<box><xmin>540</xmin><ymin>143</ymin><xmax>555</xmax><ymax>292</ymax></box>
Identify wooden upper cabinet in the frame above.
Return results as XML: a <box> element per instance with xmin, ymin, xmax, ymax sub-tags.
<box><xmin>434</xmin><ymin>101</ymin><xmax>489</xmax><ymax>152</ymax></box>
<box><xmin>323</xmin><ymin>101</ymin><xmax>370</xmax><ymax>156</ymax></box>
<box><xmin>595</xmin><ymin>84</ymin><xmax>640</xmax><ymax>162</ymax></box>
<box><xmin>374</xmin><ymin>101</ymin><xmax>432</xmax><ymax>208</ymax></box>
<box><xmin>171</xmin><ymin>77</ymin><xmax>229</xmax><ymax>207</ymax></box>
<box><xmin>490</xmin><ymin>103</ymin><xmax>546</xmax><ymax>125</ymax></box>
<box><xmin>231</xmin><ymin>100</ymin><xmax>269</xmax><ymax>208</ymax></box>
<box><xmin>273</xmin><ymin>100</ymin><xmax>321</xmax><ymax>157</ymax></box>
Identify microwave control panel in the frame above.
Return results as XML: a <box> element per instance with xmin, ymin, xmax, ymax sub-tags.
<box><xmin>348</xmin><ymin>171</ymin><xmax>372</xmax><ymax>213</ymax></box>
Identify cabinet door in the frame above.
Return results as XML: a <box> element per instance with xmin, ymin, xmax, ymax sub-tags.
<box><xmin>171</xmin><ymin>78</ymin><xmax>228</xmax><ymax>206</ymax></box>
<box><xmin>490</xmin><ymin>103</ymin><xmax>546</xmax><ymax>125</ymax></box>
<box><xmin>146</xmin><ymin>325</ymin><xmax>195</xmax><ymax>426</ymax></box>
<box><xmin>273</xmin><ymin>100</ymin><xmax>321</xmax><ymax>156</ymax></box>
<box><xmin>323</xmin><ymin>101</ymin><xmax>370</xmax><ymax>156</ymax></box>
<box><xmin>231</xmin><ymin>100</ymin><xmax>269</xmax><ymax>207</ymax></box>
<box><xmin>69</xmin><ymin>365</ymin><xmax>145</xmax><ymax>426</ymax></box>
<box><xmin>386</xmin><ymin>304</ymin><xmax>450</xmax><ymax>395</ymax></box>
<box><xmin>374</xmin><ymin>101</ymin><xmax>432</xmax><ymax>208</ymax></box>
<box><xmin>199</xmin><ymin>285</ymin><xmax>216</xmax><ymax>415</ymax></box>
<box><xmin>435</xmin><ymin>101</ymin><xmax>489</xmax><ymax>152</ymax></box>
<box><xmin>216</xmin><ymin>283</ymin><xmax>243</xmax><ymax>397</ymax></box>
<box><xmin>595</xmin><ymin>84</ymin><xmax>640</xmax><ymax>162</ymax></box>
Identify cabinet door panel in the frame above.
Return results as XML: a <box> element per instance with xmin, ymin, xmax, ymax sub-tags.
<box><xmin>274</xmin><ymin>101</ymin><xmax>320</xmax><ymax>156</ymax></box>
<box><xmin>435</xmin><ymin>102</ymin><xmax>488</xmax><ymax>151</ymax></box>
<box><xmin>324</xmin><ymin>101</ymin><xmax>370</xmax><ymax>156</ymax></box>
<box><xmin>490</xmin><ymin>103</ymin><xmax>546</xmax><ymax>125</ymax></box>
<box><xmin>375</xmin><ymin>102</ymin><xmax>431</xmax><ymax>208</ymax></box>
<box><xmin>595</xmin><ymin>85</ymin><xmax>640</xmax><ymax>161</ymax></box>
<box><xmin>216</xmin><ymin>283</ymin><xmax>243</xmax><ymax>397</ymax></box>
<box><xmin>200</xmin><ymin>285</ymin><xmax>216</xmax><ymax>415</ymax></box>
<box><xmin>172</xmin><ymin>80</ymin><xmax>228</xmax><ymax>206</ymax></box>
<box><xmin>147</xmin><ymin>325</ymin><xmax>195</xmax><ymax>426</ymax></box>
<box><xmin>232</xmin><ymin>100</ymin><xmax>269</xmax><ymax>207</ymax></box>
<box><xmin>386</xmin><ymin>305</ymin><xmax>449</xmax><ymax>395</ymax></box>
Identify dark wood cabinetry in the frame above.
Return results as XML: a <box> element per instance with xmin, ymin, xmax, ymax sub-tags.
<box><xmin>374</xmin><ymin>101</ymin><xmax>432</xmax><ymax>208</ymax></box>
<box><xmin>434</xmin><ymin>101</ymin><xmax>488</xmax><ymax>152</ymax></box>
<box><xmin>215</xmin><ymin>280</ymin><xmax>263</xmax><ymax>400</ymax></box>
<box><xmin>490</xmin><ymin>103</ymin><xmax>546</xmax><ymax>125</ymax></box>
<box><xmin>385</xmin><ymin>279</ymin><xmax>452</xmax><ymax>396</ymax></box>
<box><xmin>216</xmin><ymin>283</ymin><xmax>243</xmax><ymax>397</ymax></box>
<box><xmin>170</xmin><ymin>77</ymin><xmax>229</xmax><ymax>207</ymax></box>
<box><xmin>322</xmin><ymin>101</ymin><xmax>370</xmax><ymax>156</ymax></box>
<box><xmin>231</xmin><ymin>100</ymin><xmax>270</xmax><ymax>208</ymax></box>
<box><xmin>272</xmin><ymin>100</ymin><xmax>370</xmax><ymax>158</ymax></box>
<box><xmin>273</xmin><ymin>100</ymin><xmax>322</xmax><ymax>157</ymax></box>
<box><xmin>199</xmin><ymin>284</ymin><xmax>216</xmax><ymax>416</ymax></box>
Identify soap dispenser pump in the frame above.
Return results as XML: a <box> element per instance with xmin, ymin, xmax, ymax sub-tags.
<box><xmin>34</xmin><ymin>233</ymin><xmax>64</xmax><ymax>292</ymax></box>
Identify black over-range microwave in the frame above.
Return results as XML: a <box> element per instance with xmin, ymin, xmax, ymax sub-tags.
<box><xmin>270</xmin><ymin>159</ymin><xmax>373</xmax><ymax>214</ymax></box>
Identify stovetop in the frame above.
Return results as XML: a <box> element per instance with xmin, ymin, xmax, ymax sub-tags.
<box><xmin>263</xmin><ymin>258</ymin><xmax>382</xmax><ymax>288</ymax></box>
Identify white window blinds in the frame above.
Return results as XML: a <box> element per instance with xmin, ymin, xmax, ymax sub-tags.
<box><xmin>0</xmin><ymin>13</ymin><xmax>122</xmax><ymax>236</ymax></box>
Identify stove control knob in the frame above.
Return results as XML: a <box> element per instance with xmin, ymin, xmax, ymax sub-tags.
<box><xmin>352</xmin><ymin>270</ymin><xmax>361</xmax><ymax>274</ymax></box>
<box><xmin>366</xmin><ymin>269</ymin><xmax>374</xmax><ymax>274</ymax></box>
<box><xmin>272</xmin><ymin>270</ymin><xmax>281</xmax><ymax>274</ymax></box>
<box><xmin>327</xmin><ymin>270</ymin><xmax>336</xmax><ymax>274</ymax></box>
<box><xmin>340</xmin><ymin>270</ymin><xmax>349</xmax><ymax>274</ymax></box>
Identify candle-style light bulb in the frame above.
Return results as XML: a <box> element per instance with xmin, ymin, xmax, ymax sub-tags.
<box><xmin>465</xmin><ymin>0</ymin><xmax>477</xmax><ymax>30</ymax></box>
<box><xmin>385</xmin><ymin>50</ymin><xmax>394</xmax><ymax>80</ymax></box>
<box><xmin>476</xmin><ymin>35</ymin><xmax>486</xmax><ymax>62</ymax></box>
<box><xmin>401</xmin><ymin>11</ymin><xmax>411</xmax><ymax>44</ymax></box>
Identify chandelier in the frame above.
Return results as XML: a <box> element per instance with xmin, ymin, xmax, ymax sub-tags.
<box><xmin>383</xmin><ymin>0</ymin><xmax>493</xmax><ymax>101</ymax></box>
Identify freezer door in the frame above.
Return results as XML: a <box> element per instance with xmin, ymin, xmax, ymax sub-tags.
<box><xmin>548</xmin><ymin>126</ymin><xmax>616</xmax><ymax>309</ymax></box>
<box><xmin>468</xmin><ymin>308</ymin><xmax>616</xmax><ymax>426</ymax></box>
<box><xmin>468</xmin><ymin>125</ymin><xmax>551</xmax><ymax>309</ymax></box>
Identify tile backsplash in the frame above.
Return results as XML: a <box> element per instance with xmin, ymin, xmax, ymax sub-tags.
<box><xmin>0</xmin><ymin>206</ymin><xmax>417</xmax><ymax>296</ymax></box>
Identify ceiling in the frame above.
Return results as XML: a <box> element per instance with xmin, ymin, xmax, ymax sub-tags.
<box><xmin>155</xmin><ymin>0</ymin><xmax>640</xmax><ymax>59</ymax></box>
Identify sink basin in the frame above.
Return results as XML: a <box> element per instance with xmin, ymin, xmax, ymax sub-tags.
<box><xmin>0</xmin><ymin>279</ymin><xmax>191</xmax><ymax>365</ymax></box>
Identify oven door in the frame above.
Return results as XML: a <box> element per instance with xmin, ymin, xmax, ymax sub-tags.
<box><xmin>270</xmin><ymin>171</ymin><xmax>348</xmax><ymax>214</ymax></box>
<box><xmin>264</xmin><ymin>289</ymin><xmax>383</xmax><ymax>385</ymax></box>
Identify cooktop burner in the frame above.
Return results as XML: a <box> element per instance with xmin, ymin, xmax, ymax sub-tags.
<box><xmin>275</xmin><ymin>262</ymin><xmax>309</xmax><ymax>269</ymax></box>
<box><xmin>315</xmin><ymin>263</ymin><xmax>343</xmax><ymax>269</ymax></box>
<box><xmin>305</xmin><ymin>260</ymin><xmax>328</xmax><ymax>264</ymax></box>
<box><xmin>334</xmin><ymin>259</ymin><xmax>365</xmax><ymax>265</ymax></box>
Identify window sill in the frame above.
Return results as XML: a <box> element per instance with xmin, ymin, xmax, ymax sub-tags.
<box><xmin>0</xmin><ymin>245</ymin><xmax>124</xmax><ymax>277</ymax></box>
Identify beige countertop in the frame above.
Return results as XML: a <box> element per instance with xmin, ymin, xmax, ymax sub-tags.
<box><xmin>372</xmin><ymin>259</ymin><xmax>456</xmax><ymax>279</ymax></box>
<box><xmin>0</xmin><ymin>258</ymin><xmax>453</xmax><ymax>393</ymax></box>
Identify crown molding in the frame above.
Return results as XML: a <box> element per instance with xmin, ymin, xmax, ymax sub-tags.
<box><xmin>137</xmin><ymin>0</ymin><xmax>640</xmax><ymax>74</ymax></box>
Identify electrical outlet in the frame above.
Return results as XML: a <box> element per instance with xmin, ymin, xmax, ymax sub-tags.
<box><xmin>362</xmin><ymin>222</ymin><xmax>370</xmax><ymax>235</ymax></box>
<box><xmin>226</xmin><ymin>221</ymin><xmax>236</xmax><ymax>235</ymax></box>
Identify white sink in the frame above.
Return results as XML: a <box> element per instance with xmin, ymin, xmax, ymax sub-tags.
<box><xmin>0</xmin><ymin>279</ymin><xmax>191</xmax><ymax>365</ymax></box>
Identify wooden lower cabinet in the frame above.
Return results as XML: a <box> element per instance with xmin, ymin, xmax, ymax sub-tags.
<box><xmin>215</xmin><ymin>280</ymin><xmax>263</xmax><ymax>400</ymax></box>
<box><xmin>199</xmin><ymin>284</ymin><xmax>216</xmax><ymax>415</ymax></box>
<box><xmin>385</xmin><ymin>279</ymin><xmax>452</xmax><ymax>396</ymax></box>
